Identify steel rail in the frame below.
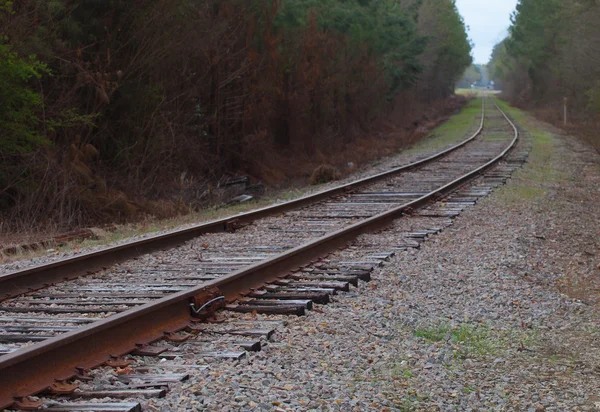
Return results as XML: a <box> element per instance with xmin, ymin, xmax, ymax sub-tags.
<box><xmin>0</xmin><ymin>97</ymin><xmax>485</xmax><ymax>301</ymax></box>
<box><xmin>0</xmin><ymin>99</ymin><xmax>517</xmax><ymax>409</ymax></box>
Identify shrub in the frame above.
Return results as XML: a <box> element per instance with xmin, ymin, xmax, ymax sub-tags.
<box><xmin>0</xmin><ymin>37</ymin><xmax>49</xmax><ymax>154</ymax></box>
<box><xmin>309</xmin><ymin>164</ymin><xmax>340</xmax><ymax>185</ymax></box>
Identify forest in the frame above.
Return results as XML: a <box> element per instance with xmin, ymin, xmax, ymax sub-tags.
<box><xmin>0</xmin><ymin>0</ymin><xmax>471</xmax><ymax>230</ymax></box>
<box><xmin>488</xmin><ymin>0</ymin><xmax>600</xmax><ymax>149</ymax></box>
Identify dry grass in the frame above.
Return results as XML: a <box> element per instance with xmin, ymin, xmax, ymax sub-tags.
<box><xmin>0</xmin><ymin>189</ymin><xmax>308</xmax><ymax>264</ymax></box>
<box><xmin>535</xmin><ymin>108</ymin><xmax>600</xmax><ymax>154</ymax></box>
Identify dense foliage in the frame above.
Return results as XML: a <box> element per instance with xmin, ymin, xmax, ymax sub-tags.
<box><xmin>489</xmin><ymin>0</ymin><xmax>600</xmax><ymax>117</ymax></box>
<box><xmin>0</xmin><ymin>0</ymin><xmax>471</xmax><ymax>229</ymax></box>
<box><xmin>0</xmin><ymin>39</ymin><xmax>49</xmax><ymax>154</ymax></box>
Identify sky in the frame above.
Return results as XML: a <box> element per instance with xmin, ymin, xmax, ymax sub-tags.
<box><xmin>455</xmin><ymin>0</ymin><xmax>519</xmax><ymax>64</ymax></box>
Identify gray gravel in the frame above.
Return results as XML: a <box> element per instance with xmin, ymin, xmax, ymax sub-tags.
<box><xmin>136</xmin><ymin>113</ymin><xmax>600</xmax><ymax>410</ymax></box>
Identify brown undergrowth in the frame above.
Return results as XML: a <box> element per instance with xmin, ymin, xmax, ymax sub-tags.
<box><xmin>1</xmin><ymin>0</ymin><xmax>473</xmax><ymax>235</ymax></box>
<box><xmin>248</xmin><ymin>94</ymin><xmax>467</xmax><ymax>186</ymax></box>
<box><xmin>0</xmin><ymin>95</ymin><xmax>468</xmax><ymax>247</ymax></box>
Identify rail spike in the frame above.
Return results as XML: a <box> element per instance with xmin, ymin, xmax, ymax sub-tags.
<box><xmin>189</xmin><ymin>287</ymin><xmax>226</xmax><ymax>320</ymax></box>
<box><xmin>12</xmin><ymin>396</ymin><xmax>43</xmax><ymax>410</ymax></box>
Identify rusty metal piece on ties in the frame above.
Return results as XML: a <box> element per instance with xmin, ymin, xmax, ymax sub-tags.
<box><xmin>186</xmin><ymin>322</ymin><xmax>206</xmax><ymax>333</ymax></box>
<box><xmin>190</xmin><ymin>287</ymin><xmax>226</xmax><ymax>320</ymax></box>
<box><xmin>164</xmin><ymin>331</ymin><xmax>190</xmax><ymax>343</ymax></box>
<box><xmin>132</xmin><ymin>344</ymin><xmax>168</xmax><ymax>357</ymax></box>
<box><xmin>105</xmin><ymin>356</ymin><xmax>134</xmax><ymax>368</ymax></box>
<box><xmin>225</xmin><ymin>219</ymin><xmax>240</xmax><ymax>232</ymax></box>
<box><xmin>48</xmin><ymin>380</ymin><xmax>79</xmax><ymax>395</ymax></box>
<box><xmin>75</xmin><ymin>367</ymin><xmax>94</xmax><ymax>381</ymax></box>
<box><xmin>12</xmin><ymin>396</ymin><xmax>43</xmax><ymax>410</ymax></box>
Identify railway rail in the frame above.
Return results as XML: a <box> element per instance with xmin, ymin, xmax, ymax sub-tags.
<box><xmin>0</xmin><ymin>97</ymin><xmax>526</xmax><ymax>411</ymax></box>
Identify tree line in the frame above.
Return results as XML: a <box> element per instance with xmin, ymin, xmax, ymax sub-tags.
<box><xmin>0</xmin><ymin>0</ymin><xmax>471</xmax><ymax>229</ymax></box>
<box><xmin>489</xmin><ymin>0</ymin><xmax>600</xmax><ymax>133</ymax></box>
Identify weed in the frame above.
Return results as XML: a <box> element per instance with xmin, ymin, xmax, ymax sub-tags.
<box><xmin>398</xmin><ymin>391</ymin><xmax>431</xmax><ymax>410</ymax></box>
<box><xmin>414</xmin><ymin>323</ymin><xmax>451</xmax><ymax>342</ymax></box>
<box><xmin>502</xmin><ymin>326</ymin><xmax>540</xmax><ymax>353</ymax></box>
<box><xmin>451</xmin><ymin>324</ymin><xmax>501</xmax><ymax>358</ymax></box>
<box><xmin>414</xmin><ymin>322</ymin><xmax>504</xmax><ymax>359</ymax></box>
<box><xmin>371</xmin><ymin>359</ymin><xmax>414</xmax><ymax>382</ymax></box>
<box><xmin>499</xmin><ymin>185</ymin><xmax>547</xmax><ymax>203</ymax></box>
<box><xmin>587</xmin><ymin>327</ymin><xmax>600</xmax><ymax>334</ymax></box>
<box><xmin>463</xmin><ymin>385</ymin><xmax>476</xmax><ymax>393</ymax></box>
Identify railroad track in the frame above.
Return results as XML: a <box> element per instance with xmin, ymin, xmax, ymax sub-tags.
<box><xmin>0</xmin><ymin>97</ymin><xmax>528</xmax><ymax>411</ymax></box>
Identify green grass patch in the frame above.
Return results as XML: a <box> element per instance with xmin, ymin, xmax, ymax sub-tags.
<box><xmin>414</xmin><ymin>323</ymin><xmax>504</xmax><ymax>359</ymax></box>
<box><xmin>414</xmin><ymin>323</ymin><xmax>451</xmax><ymax>342</ymax></box>
<box><xmin>492</xmin><ymin>98</ymin><xmax>569</xmax><ymax>204</ymax></box>
<box><xmin>484</xmin><ymin>130</ymin><xmax>510</xmax><ymax>141</ymax></box>
<box><xmin>405</xmin><ymin>97</ymin><xmax>483</xmax><ymax>153</ymax></box>
<box><xmin>452</xmin><ymin>324</ymin><xmax>501</xmax><ymax>358</ymax></box>
<box><xmin>586</xmin><ymin>326</ymin><xmax>600</xmax><ymax>335</ymax></box>
<box><xmin>498</xmin><ymin>185</ymin><xmax>547</xmax><ymax>203</ymax></box>
<box><xmin>463</xmin><ymin>385</ymin><xmax>476</xmax><ymax>394</ymax></box>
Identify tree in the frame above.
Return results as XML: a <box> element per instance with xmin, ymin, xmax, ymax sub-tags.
<box><xmin>0</xmin><ymin>0</ymin><xmax>473</xmax><ymax>228</ymax></box>
<box><xmin>0</xmin><ymin>38</ymin><xmax>49</xmax><ymax>154</ymax></box>
<box><xmin>415</xmin><ymin>0</ymin><xmax>472</xmax><ymax>98</ymax></box>
<box><xmin>457</xmin><ymin>64</ymin><xmax>481</xmax><ymax>88</ymax></box>
<box><xmin>490</xmin><ymin>0</ymin><xmax>600</xmax><ymax>151</ymax></box>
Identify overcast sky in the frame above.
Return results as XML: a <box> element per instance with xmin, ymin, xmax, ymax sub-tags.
<box><xmin>455</xmin><ymin>0</ymin><xmax>519</xmax><ymax>64</ymax></box>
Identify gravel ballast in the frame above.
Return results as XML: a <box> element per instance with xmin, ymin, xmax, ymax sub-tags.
<box><xmin>4</xmin><ymin>101</ymin><xmax>599</xmax><ymax>411</ymax></box>
<box><xmin>136</xmin><ymin>106</ymin><xmax>600</xmax><ymax>410</ymax></box>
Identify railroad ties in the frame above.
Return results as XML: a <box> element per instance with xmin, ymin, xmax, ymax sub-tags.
<box><xmin>0</xmin><ymin>98</ymin><xmax>531</xmax><ymax>410</ymax></box>
<box><xmin>1</xmin><ymin>132</ymin><xmax>531</xmax><ymax>410</ymax></box>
